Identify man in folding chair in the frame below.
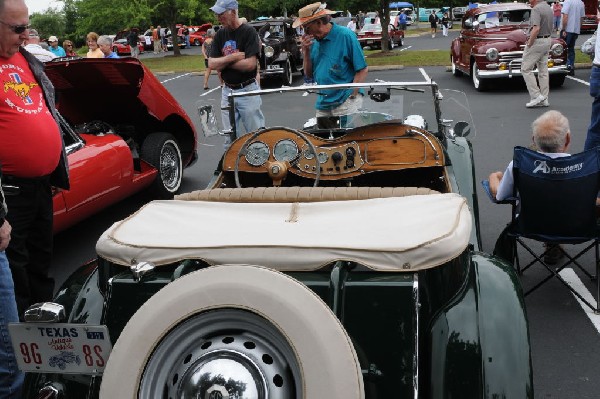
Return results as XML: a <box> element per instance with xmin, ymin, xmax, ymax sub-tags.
<box><xmin>486</xmin><ymin>110</ymin><xmax>600</xmax><ymax>313</ymax></box>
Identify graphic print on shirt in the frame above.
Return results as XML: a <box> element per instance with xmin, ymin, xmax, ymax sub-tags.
<box><xmin>3</xmin><ymin>72</ymin><xmax>38</xmax><ymax>105</ymax></box>
<box><xmin>222</xmin><ymin>40</ymin><xmax>239</xmax><ymax>56</ymax></box>
<box><xmin>0</xmin><ymin>63</ymin><xmax>45</xmax><ymax>115</ymax></box>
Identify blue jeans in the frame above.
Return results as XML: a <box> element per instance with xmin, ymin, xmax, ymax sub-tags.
<box><xmin>0</xmin><ymin>251</ymin><xmax>23</xmax><ymax>399</ymax></box>
<box><xmin>585</xmin><ymin>66</ymin><xmax>600</xmax><ymax>151</ymax></box>
<box><xmin>221</xmin><ymin>81</ymin><xmax>265</xmax><ymax>140</ymax></box>
<box><xmin>564</xmin><ymin>32</ymin><xmax>578</xmax><ymax>68</ymax></box>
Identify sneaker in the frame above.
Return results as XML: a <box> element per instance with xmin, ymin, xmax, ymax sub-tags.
<box><xmin>567</xmin><ymin>65</ymin><xmax>575</xmax><ymax>76</ymax></box>
<box><xmin>526</xmin><ymin>94</ymin><xmax>546</xmax><ymax>108</ymax></box>
<box><xmin>543</xmin><ymin>243</ymin><xmax>565</xmax><ymax>265</ymax></box>
<box><xmin>540</xmin><ymin>99</ymin><xmax>549</xmax><ymax>107</ymax></box>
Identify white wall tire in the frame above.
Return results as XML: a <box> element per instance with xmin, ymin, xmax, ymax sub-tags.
<box><xmin>100</xmin><ymin>265</ymin><xmax>364</xmax><ymax>398</ymax></box>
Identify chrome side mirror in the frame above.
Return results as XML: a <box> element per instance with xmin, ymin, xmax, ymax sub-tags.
<box><xmin>197</xmin><ymin>104</ymin><xmax>220</xmax><ymax>137</ymax></box>
<box><xmin>453</xmin><ymin>121</ymin><xmax>471</xmax><ymax>138</ymax></box>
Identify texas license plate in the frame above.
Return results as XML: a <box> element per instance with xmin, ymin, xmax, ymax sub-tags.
<box><xmin>8</xmin><ymin>323</ymin><xmax>112</xmax><ymax>374</ymax></box>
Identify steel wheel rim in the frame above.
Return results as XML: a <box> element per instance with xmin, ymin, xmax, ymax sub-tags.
<box><xmin>472</xmin><ymin>64</ymin><xmax>480</xmax><ymax>88</ymax></box>
<box><xmin>160</xmin><ymin>140</ymin><xmax>181</xmax><ymax>191</ymax></box>
<box><xmin>139</xmin><ymin>309</ymin><xmax>302</xmax><ymax>398</ymax></box>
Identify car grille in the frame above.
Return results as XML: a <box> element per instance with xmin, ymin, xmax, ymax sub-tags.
<box><xmin>498</xmin><ymin>50</ymin><xmax>524</xmax><ymax>69</ymax></box>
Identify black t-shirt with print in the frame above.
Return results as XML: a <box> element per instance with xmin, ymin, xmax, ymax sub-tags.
<box><xmin>210</xmin><ymin>23</ymin><xmax>260</xmax><ymax>85</ymax></box>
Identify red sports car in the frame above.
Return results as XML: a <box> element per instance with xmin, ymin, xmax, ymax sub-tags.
<box><xmin>357</xmin><ymin>23</ymin><xmax>404</xmax><ymax>49</ymax></box>
<box><xmin>112</xmin><ymin>29</ymin><xmax>145</xmax><ymax>56</ymax></box>
<box><xmin>189</xmin><ymin>23</ymin><xmax>213</xmax><ymax>46</ymax></box>
<box><xmin>45</xmin><ymin>58</ymin><xmax>198</xmax><ymax>233</ymax></box>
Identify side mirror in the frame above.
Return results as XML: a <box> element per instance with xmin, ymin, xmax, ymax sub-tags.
<box><xmin>197</xmin><ymin>104</ymin><xmax>220</xmax><ymax>137</ymax></box>
<box><xmin>453</xmin><ymin>121</ymin><xmax>471</xmax><ymax>137</ymax></box>
<box><xmin>464</xmin><ymin>19</ymin><xmax>473</xmax><ymax>28</ymax></box>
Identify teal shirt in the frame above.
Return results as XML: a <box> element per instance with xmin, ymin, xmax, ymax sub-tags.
<box><xmin>310</xmin><ymin>23</ymin><xmax>367</xmax><ymax>110</ymax></box>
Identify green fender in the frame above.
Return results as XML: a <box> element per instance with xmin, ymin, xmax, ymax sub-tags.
<box><xmin>428</xmin><ymin>253</ymin><xmax>533</xmax><ymax>398</ymax></box>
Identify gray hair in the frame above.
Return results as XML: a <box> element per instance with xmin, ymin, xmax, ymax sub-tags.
<box><xmin>206</xmin><ymin>28</ymin><xmax>215</xmax><ymax>37</ymax></box>
<box><xmin>532</xmin><ymin>110</ymin><xmax>570</xmax><ymax>153</ymax></box>
<box><xmin>97</xmin><ymin>35</ymin><xmax>113</xmax><ymax>47</ymax></box>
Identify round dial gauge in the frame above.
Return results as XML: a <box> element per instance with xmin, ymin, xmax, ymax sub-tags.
<box><xmin>273</xmin><ymin>139</ymin><xmax>299</xmax><ymax>162</ymax></box>
<box><xmin>317</xmin><ymin>152</ymin><xmax>329</xmax><ymax>164</ymax></box>
<box><xmin>245</xmin><ymin>141</ymin><xmax>270</xmax><ymax>166</ymax></box>
<box><xmin>302</xmin><ymin>145</ymin><xmax>315</xmax><ymax>160</ymax></box>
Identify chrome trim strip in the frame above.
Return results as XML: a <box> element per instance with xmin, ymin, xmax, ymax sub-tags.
<box><xmin>413</xmin><ymin>273</ymin><xmax>419</xmax><ymax>399</ymax></box>
<box><xmin>407</xmin><ymin>129</ymin><xmax>440</xmax><ymax>162</ymax></box>
<box><xmin>476</xmin><ymin>65</ymin><xmax>567</xmax><ymax>78</ymax></box>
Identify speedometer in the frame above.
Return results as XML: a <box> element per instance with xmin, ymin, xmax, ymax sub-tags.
<box><xmin>273</xmin><ymin>139</ymin><xmax>299</xmax><ymax>162</ymax></box>
<box><xmin>245</xmin><ymin>141</ymin><xmax>270</xmax><ymax>166</ymax></box>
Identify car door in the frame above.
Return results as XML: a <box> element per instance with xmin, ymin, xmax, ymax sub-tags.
<box><xmin>459</xmin><ymin>17</ymin><xmax>477</xmax><ymax>70</ymax></box>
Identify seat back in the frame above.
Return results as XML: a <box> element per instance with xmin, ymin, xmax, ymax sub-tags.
<box><xmin>512</xmin><ymin>146</ymin><xmax>600</xmax><ymax>241</ymax></box>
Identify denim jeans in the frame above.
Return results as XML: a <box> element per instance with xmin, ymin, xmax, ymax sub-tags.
<box><xmin>221</xmin><ymin>81</ymin><xmax>265</xmax><ymax>140</ymax></box>
<box><xmin>0</xmin><ymin>251</ymin><xmax>23</xmax><ymax>399</ymax></box>
<box><xmin>585</xmin><ymin>66</ymin><xmax>600</xmax><ymax>151</ymax></box>
<box><xmin>564</xmin><ymin>32</ymin><xmax>578</xmax><ymax>68</ymax></box>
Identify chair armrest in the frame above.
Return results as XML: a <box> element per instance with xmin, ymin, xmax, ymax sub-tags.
<box><xmin>481</xmin><ymin>180</ymin><xmax>516</xmax><ymax>204</ymax></box>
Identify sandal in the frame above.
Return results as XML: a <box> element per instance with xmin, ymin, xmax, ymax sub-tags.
<box><xmin>204</xmin><ymin>86</ymin><xmax>209</xmax><ymax>90</ymax></box>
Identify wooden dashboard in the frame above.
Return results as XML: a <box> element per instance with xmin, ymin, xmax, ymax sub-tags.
<box><xmin>222</xmin><ymin>123</ymin><xmax>446</xmax><ymax>181</ymax></box>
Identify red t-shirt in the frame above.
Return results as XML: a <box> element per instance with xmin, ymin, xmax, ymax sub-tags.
<box><xmin>0</xmin><ymin>53</ymin><xmax>62</xmax><ymax>177</ymax></box>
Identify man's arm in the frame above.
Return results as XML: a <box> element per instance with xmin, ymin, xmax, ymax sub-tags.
<box><xmin>528</xmin><ymin>25</ymin><xmax>540</xmax><ymax>46</ymax></box>
<box><xmin>228</xmin><ymin>54</ymin><xmax>259</xmax><ymax>72</ymax></box>
<box><xmin>301</xmin><ymin>35</ymin><xmax>314</xmax><ymax>80</ymax></box>
<box><xmin>208</xmin><ymin>51</ymin><xmax>246</xmax><ymax>71</ymax></box>
<box><xmin>488</xmin><ymin>171</ymin><xmax>504</xmax><ymax>198</ymax></box>
<box><xmin>350</xmin><ymin>67</ymin><xmax>369</xmax><ymax>97</ymax></box>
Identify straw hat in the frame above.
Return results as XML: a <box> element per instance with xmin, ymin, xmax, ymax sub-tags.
<box><xmin>292</xmin><ymin>2</ymin><xmax>336</xmax><ymax>28</ymax></box>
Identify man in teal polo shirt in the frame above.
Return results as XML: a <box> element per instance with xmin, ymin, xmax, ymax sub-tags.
<box><xmin>294</xmin><ymin>2</ymin><xmax>368</xmax><ymax>120</ymax></box>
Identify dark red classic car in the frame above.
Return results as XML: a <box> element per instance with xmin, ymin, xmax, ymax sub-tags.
<box><xmin>45</xmin><ymin>58</ymin><xmax>198</xmax><ymax>233</ymax></box>
<box><xmin>112</xmin><ymin>29</ymin><xmax>145</xmax><ymax>56</ymax></box>
<box><xmin>450</xmin><ymin>2</ymin><xmax>568</xmax><ymax>91</ymax></box>
<box><xmin>357</xmin><ymin>23</ymin><xmax>404</xmax><ymax>49</ymax></box>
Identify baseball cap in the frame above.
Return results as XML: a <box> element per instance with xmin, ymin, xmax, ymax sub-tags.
<box><xmin>48</xmin><ymin>35</ymin><xmax>58</xmax><ymax>42</ymax></box>
<box><xmin>210</xmin><ymin>0</ymin><xmax>238</xmax><ymax>14</ymax></box>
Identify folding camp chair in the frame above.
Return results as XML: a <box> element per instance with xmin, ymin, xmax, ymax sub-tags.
<box><xmin>483</xmin><ymin>146</ymin><xmax>600</xmax><ymax>313</ymax></box>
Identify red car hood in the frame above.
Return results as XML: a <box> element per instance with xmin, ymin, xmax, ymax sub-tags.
<box><xmin>44</xmin><ymin>58</ymin><xmax>191</xmax><ymax>128</ymax></box>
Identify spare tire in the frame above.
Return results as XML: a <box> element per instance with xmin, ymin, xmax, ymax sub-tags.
<box><xmin>100</xmin><ymin>265</ymin><xmax>365</xmax><ymax>399</ymax></box>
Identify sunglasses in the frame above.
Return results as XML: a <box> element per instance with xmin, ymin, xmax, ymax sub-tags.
<box><xmin>0</xmin><ymin>20</ymin><xmax>30</xmax><ymax>34</ymax></box>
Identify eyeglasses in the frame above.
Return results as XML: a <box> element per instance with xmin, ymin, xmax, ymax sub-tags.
<box><xmin>215</xmin><ymin>9</ymin><xmax>229</xmax><ymax>16</ymax></box>
<box><xmin>0</xmin><ymin>20</ymin><xmax>30</xmax><ymax>34</ymax></box>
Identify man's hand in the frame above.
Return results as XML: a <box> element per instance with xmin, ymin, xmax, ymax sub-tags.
<box><xmin>0</xmin><ymin>220</ymin><xmax>11</xmax><ymax>251</ymax></box>
<box><xmin>301</xmin><ymin>34</ymin><xmax>314</xmax><ymax>54</ymax></box>
<box><xmin>488</xmin><ymin>171</ymin><xmax>504</xmax><ymax>199</ymax></box>
<box><xmin>229</xmin><ymin>51</ymin><xmax>246</xmax><ymax>62</ymax></box>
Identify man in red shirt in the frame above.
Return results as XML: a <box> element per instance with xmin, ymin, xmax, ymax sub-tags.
<box><xmin>0</xmin><ymin>0</ymin><xmax>69</xmax><ymax>321</ymax></box>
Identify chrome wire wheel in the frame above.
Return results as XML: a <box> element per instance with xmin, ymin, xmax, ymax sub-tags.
<box><xmin>140</xmin><ymin>309</ymin><xmax>301</xmax><ymax>398</ymax></box>
<box><xmin>159</xmin><ymin>139</ymin><xmax>182</xmax><ymax>192</ymax></box>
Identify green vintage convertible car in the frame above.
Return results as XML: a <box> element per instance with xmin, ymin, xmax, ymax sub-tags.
<box><xmin>15</xmin><ymin>81</ymin><xmax>533</xmax><ymax>398</ymax></box>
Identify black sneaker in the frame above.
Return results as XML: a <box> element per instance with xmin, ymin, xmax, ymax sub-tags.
<box><xmin>543</xmin><ymin>244</ymin><xmax>565</xmax><ymax>265</ymax></box>
<box><xmin>567</xmin><ymin>66</ymin><xmax>575</xmax><ymax>76</ymax></box>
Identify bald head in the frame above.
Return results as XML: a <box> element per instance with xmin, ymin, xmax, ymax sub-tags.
<box><xmin>532</xmin><ymin>110</ymin><xmax>571</xmax><ymax>153</ymax></box>
<box><xmin>0</xmin><ymin>0</ymin><xmax>29</xmax><ymax>59</ymax></box>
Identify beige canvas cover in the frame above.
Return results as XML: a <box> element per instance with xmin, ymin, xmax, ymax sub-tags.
<box><xmin>96</xmin><ymin>193</ymin><xmax>472</xmax><ymax>272</ymax></box>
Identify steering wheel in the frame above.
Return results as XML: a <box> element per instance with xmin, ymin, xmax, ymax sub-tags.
<box><xmin>234</xmin><ymin>129</ymin><xmax>321</xmax><ymax>188</ymax></box>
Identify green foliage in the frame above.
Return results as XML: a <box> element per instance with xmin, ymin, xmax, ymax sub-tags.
<box><xmin>29</xmin><ymin>9</ymin><xmax>65</xmax><ymax>40</ymax></box>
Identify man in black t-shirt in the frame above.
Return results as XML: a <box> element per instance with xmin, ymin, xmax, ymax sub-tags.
<box><xmin>209</xmin><ymin>0</ymin><xmax>265</xmax><ymax>140</ymax></box>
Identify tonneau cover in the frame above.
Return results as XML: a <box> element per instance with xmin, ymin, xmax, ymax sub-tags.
<box><xmin>96</xmin><ymin>193</ymin><xmax>472</xmax><ymax>272</ymax></box>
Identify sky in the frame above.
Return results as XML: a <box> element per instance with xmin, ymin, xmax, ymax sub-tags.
<box><xmin>26</xmin><ymin>0</ymin><xmax>64</xmax><ymax>14</ymax></box>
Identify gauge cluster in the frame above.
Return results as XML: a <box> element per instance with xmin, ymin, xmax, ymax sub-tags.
<box><xmin>243</xmin><ymin>138</ymin><xmax>364</xmax><ymax>176</ymax></box>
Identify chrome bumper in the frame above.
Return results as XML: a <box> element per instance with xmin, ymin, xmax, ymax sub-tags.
<box><xmin>477</xmin><ymin>65</ymin><xmax>568</xmax><ymax>79</ymax></box>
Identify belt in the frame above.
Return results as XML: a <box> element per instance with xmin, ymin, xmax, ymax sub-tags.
<box><xmin>224</xmin><ymin>78</ymin><xmax>256</xmax><ymax>90</ymax></box>
<box><xmin>594</xmin><ymin>63</ymin><xmax>600</xmax><ymax>68</ymax></box>
<box><xmin>537</xmin><ymin>35</ymin><xmax>551</xmax><ymax>38</ymax></box>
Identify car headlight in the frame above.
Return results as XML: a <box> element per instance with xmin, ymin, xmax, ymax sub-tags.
<box><xmin>264</xmin><ymin>46</ymin><xmax>274</xmax><ymax>58</ymax></box>
<box><xmin>486</xmin><ymin>48</ymin><xmax>499</xmax><ymax>61</ymax></box>
<box><xmin>551</xmin><ymin>43</ymin><xmax>564</xmax><ymax>56</ymax></box>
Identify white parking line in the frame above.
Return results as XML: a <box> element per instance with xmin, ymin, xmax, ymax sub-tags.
<box><xmin>419</xmin><ymin>68</ymin><xmax>431</xmax><ymax>81</ymax></box>
<box><xmin>399</xmin><ymin>45</ymin><xmax>412</xmax><ymax>52</ymax></box>
<box><xmin>567</xmin><ymin>75</ymin><xmax>590</xmax><ymax>86</ymax></box>
<box><xmin>200</xmin><ymin>86</ymin><xmax>220</xmax><ymax>96</ymax></box>
<box><xmin>559</xmin><ymin>268</ymin><xmax>600</xmax><ymax>333</ymax></box>
<box><xmin>160</xmin><ymin>73</ymin><xmax>192</xmax><ymax>84</ymax></box>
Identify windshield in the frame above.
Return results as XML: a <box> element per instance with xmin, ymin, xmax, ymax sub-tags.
<box><xmin>199</xmin><ymin>82</ymin><xmax>475</xmax><ymax>139</ymax></box>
